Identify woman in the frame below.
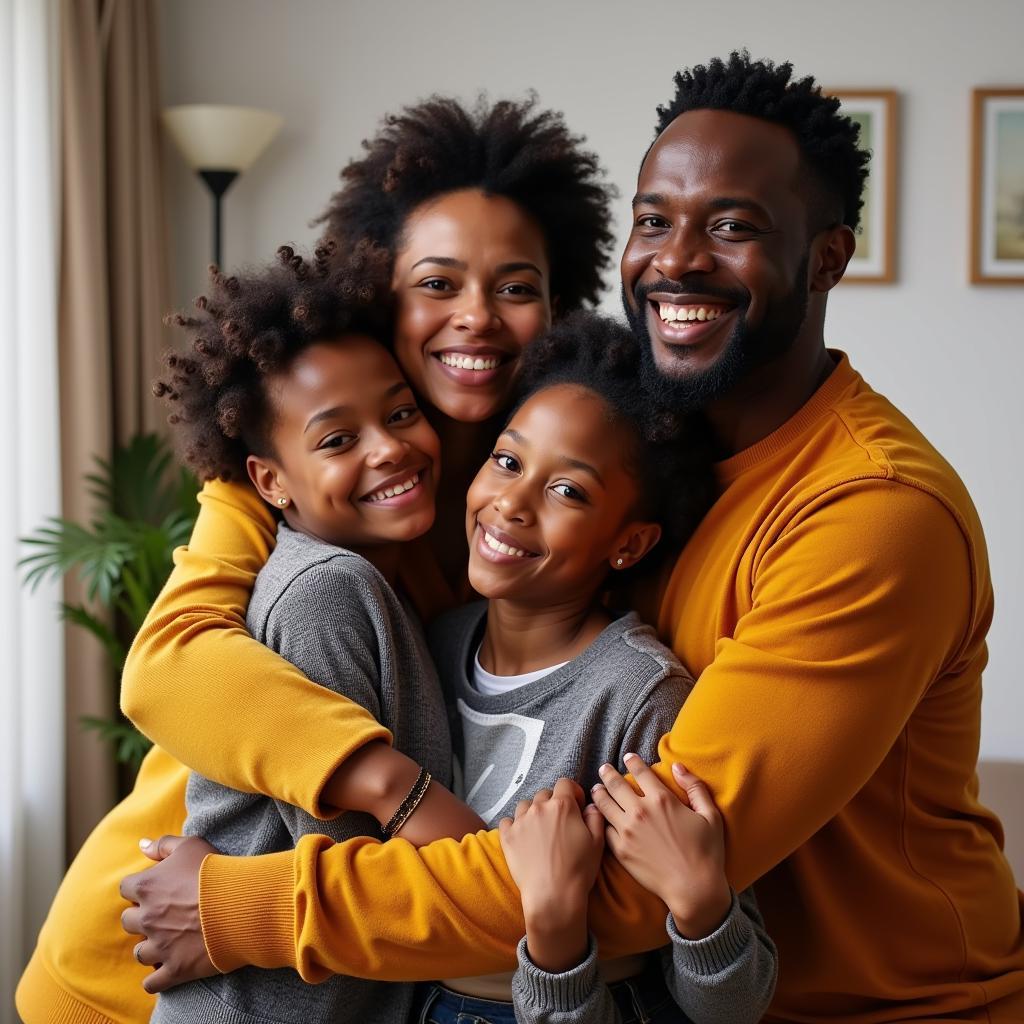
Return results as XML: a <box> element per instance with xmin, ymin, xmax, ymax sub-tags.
<box><xmin>16</xmin><ymin>94</ymin><xmax>614</xmax><ymax>1024</ymax></box>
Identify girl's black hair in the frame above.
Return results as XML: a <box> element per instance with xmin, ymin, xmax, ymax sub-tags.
<box><xmin>512</xmin><ymin>311</ymin><xmax>716</xmax><ymax>560</ymax></box>
<box><xmin>154</xmin><ymin>241</ymin><xmax>391</xmax><ymax>482</ymax></box>
<box><xmin>316</xmin><ymin>94</ymin><xmax>615</xmax><ymax>311</ymax></box>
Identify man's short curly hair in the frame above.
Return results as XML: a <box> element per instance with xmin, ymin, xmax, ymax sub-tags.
<box><xmin>654</xmin><ymin>51</ymin><xmax>870</xmax><ymax>232</ymax></box>
<box><xmin>511</xmin><ymin>311</ymin><xmax>715</xmax><ymax>557</ymax></box>
<box><xmin>317</xmin><ymin>95</ymin><xmax>616</xmax><ymax>311</ymax></box>
<box><xmin>154</xmin><ymin>242</ymin><xmax>391</xmax><ymax>482</ymax></box>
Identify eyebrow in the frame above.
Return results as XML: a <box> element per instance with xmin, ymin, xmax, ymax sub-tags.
<box><xmin>304</xmin><ymin>381</ymin><xmax>411</xmax><ymax>434</ymax></box>
<box><xmin>409</xmin><ymin>256</ymin><xmax>544</xmax><ymax>277</ymax></box>
<box><xmin>632</xmin><ymin>191</ymin><xmax>771</xmax><ymax>219</ymax></box>
<box><xmin>499</xmin><ymin>429</ymin><xmax>605</xmax><ymax>486</ymax></box>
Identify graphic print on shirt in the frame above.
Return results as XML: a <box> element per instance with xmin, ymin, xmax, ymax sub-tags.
<box><xmin>455</xmin><ymin>698</ymin><xmax>545</xmax><ymax>823</ymax></box>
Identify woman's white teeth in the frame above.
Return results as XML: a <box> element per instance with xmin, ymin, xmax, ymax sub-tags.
<box><xmin>482</xmin><ymin>528</ymin><xmax>529</xmax><ymax>558</ymax></box>
<box><xmin>367</xmin><ymin>473</ymin><xmax>419</xmax><ymax>503</ymax></box>
<box><xmin>658</xmin><ymin>303</ymin><xmax>724</xmax><ymax>323</ymax></box>
<box><xmin>439</xmin><ymin>353</ymin><xmax>502</xmax><ymax>371</ymax></box>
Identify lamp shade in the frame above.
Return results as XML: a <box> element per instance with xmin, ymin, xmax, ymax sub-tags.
<box><xmin>162</xmin><ymin>105</ymin><xmax>283</xmax><ymax>172</ymax></box>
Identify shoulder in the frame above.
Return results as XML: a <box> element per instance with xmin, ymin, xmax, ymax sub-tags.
<box><xmin>599</xmin><ymin>613</ymin><xmax>694</xmax><ymax>700</ymax></box>
<box><xmin>427</xmin><ymin>600</ymin><xmax>487</xmax><ymax>651</ymax></box>
<box><xmin>250</xmin><ymin>528</ymin><xmax>394</xmax><ymax>634</ymax></box>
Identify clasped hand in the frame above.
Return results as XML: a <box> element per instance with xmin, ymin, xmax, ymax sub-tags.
<box><xmin>119</xmin><ymin>834</ymin><xmax>219</xmax><ymax>993</ymax></box>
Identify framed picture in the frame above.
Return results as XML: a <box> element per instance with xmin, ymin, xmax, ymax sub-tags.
<box><xmin>971</xmin><ymin>88</ymin><xmax>1024</xmax><ymax>284</ymax></box>
<box><xmin>831</xmin><ymin>90</ymin><xmax>898</xmax><ymax>284</ymax></box>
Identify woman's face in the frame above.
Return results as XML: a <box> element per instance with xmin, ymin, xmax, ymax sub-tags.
<box><xmin>391</xmin><ymin>189</ymin><xmax>552</xmax><ymax>424</ymax></box>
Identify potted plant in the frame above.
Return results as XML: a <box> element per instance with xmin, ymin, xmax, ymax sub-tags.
<box><xmin>21</xmin><ymin>433</ymin><xmax>198</xmax><ymax>777</ymax></box>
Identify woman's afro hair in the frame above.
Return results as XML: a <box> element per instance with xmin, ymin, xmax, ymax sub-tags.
<box><xmin>654</xmin><ymin>51</ymin><xmax>870</xmax><ymax>232</ymax></box>
<box><xmin>154</xmin><ymin>241</ymin><xmax>391</xmax><ymax>482</ymax></box>
<box><xmin>511</xmin><ymin>311</ymin><xmax>716</xmax><ymax>557</ymax></box>
<box><xmin>316</xmin><ymin>94</ymin><xmax>616</xmax><ymax>311</ymax></box>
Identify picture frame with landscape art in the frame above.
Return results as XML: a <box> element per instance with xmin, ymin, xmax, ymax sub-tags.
<box><xmin>971</xmin><ymin>88</ymin><xmax>1024</xmax><ymax>284</ymax></box>
<box><xmin>832</xmin><ymin>90</ymin><xmax>898</xmax><ymax>284</ymax></box>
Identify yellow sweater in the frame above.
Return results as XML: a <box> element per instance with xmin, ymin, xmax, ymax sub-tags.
<box><xmin>18</xmin><ymin>354</ymin><xmax>1024</xmax><ymax>1022</ymax></box>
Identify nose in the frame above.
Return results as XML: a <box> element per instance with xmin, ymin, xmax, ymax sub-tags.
<box><xmin>651</xmin><ymin>223</ymin><xmax>716</xmax><ymax>280</ymax></box>
<box><xmin>364</xmin><ymin>426</ymin><xmax>410</xmax><ymax>468</ymax></box>
<box><xmin>452</xmin><ymin>286</ymin><xmax>500</xmax><ymax>335</ymax></box>
<box><xmin>493</xmin><ymin>479</ymin><xmax>534</xmax><ymax>525</ymax></box>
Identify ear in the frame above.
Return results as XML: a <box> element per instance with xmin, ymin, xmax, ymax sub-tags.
<box><xmin>609</xmin><ymin>521</ymin><xmax>662</xmax><ymax>571</ymax></box>
<box><xmin>246</xmin><ymin>454</ymin><xmax>289</xmax><ymax>510</ymax></box>
<box><xmin>809</xmin><ymin>224</ymin><xmax>856</xmax><ymax>293</ymax></box>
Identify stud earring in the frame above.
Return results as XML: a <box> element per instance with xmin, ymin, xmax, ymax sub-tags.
<box><xmin>277</xmin><ymin>496</ymin><xmax>289</xmax><ymax>508</ymax></box>
<box><xmin>616</xmin><ymin>558</ymin><xmax>624</xmax><ymax>567</ymax></box>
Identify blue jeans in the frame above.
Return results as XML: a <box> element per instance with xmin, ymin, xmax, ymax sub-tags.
<box><xmin>411</xmin><ymin>958</ymin><xmax>686</xmax><ymax>1023</ymax></box>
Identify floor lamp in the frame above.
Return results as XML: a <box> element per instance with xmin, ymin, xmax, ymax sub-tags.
<box><xmin>162</xmin><ymin>104</ymin><xmax>283</xmax><ymax>267</ymax></box>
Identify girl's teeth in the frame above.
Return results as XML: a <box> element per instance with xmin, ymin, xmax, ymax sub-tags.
<box><xmin>368</xmin><ymin>473</ymin><xmax>419</xmax><ymax>503</ymax></box>
<box><xmin>482</xmin><ymin>529</ymin><xmax>527</xmax><ymax>558</ymax></box>
<box><xmin>439</xmin><ymin>353</ymin><xmax>503</xmax><ymax>371</ymax></box>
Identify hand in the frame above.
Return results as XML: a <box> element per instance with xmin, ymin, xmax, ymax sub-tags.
<box><xmin>592</xmin><ymin>756</ymin><xmax>732</xmax><ymax>940</ymax></box>
<box><xmin>498</xmin><ymin>778</ymin><xmax>604</xmax><ymax>972</ymax></box>
<box><xmin>120</xmin><ymin>835</ymin><xmax>219</xmax><ymax>993</ymax></box>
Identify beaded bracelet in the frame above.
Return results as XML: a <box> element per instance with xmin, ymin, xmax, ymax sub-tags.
<box><xmin>383</xmin><ymin>766</ymin><xmax>432</xmax><ymax>838</ymax></box>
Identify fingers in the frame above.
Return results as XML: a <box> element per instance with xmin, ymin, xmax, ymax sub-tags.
<box><xmin>121</xmin><ymin>905</ymin><xmax>143</xmax><ymax>936</ymax></box>
<box><xmin>590</xmin><ymin>781</ymin><xmax>626</xmax><ymax>828</ymax></box>
<box><xmin>583</xmin><ymin>803</ymin><xmax>606</xmax><ymax>845</ymax></box>
<box><xmin>552</xmin><ymin>777</ymin><xmax>585</xmax><ymax>807</ymax></box>
<box><xmin>132</xmin><ymin>939</ymin><xmax>160</xmax><ymax>967</ymax></box>
<box><xmin>596</xmin><ymin>762</ymin><xmax>639</xmax><ymax>810</ymax></box>
<box><xmin>671</xmin><ymin>764</ymin><xmax>721</xmax><ymax>827</ymax></box>
<box><xmin>622</xmin><ymin>752</ymin><xmax>667</xmax><ymax>797</ymax></box>
<box><xmin>142</xmin><ymin>964</ymin><xmax>178</xmax><ymax>995</ymax></box>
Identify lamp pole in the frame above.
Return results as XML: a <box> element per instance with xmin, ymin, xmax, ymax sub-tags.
<box><xmin>198</xmin><ymin>170</ymin><xmax>239</xmax><ymax>267</ymax></box>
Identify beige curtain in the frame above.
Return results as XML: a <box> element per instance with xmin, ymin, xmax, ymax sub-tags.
<box><xmin>60</xmin><ymin>0</ymin><xmax>170</xmax><ymax>858</ymax></box>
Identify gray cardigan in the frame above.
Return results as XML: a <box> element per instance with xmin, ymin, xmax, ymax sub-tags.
<box><xmin>152</xmin><ymin>525</ymin><xmax>452</xmax><ymax>1024</ymax></box>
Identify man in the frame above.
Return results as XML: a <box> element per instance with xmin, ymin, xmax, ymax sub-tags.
<box><xmin>122</xmin><ymin>53</ymin><xmax>1024</xmax><ymax>1020</ymax></box>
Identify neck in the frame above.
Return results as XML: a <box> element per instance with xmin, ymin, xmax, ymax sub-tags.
<box><xmin>479</xmin><ymin>594</ymin><xmax>611</xmax><ymax>676</ymax></box>
<box><xmin>704</xmin><ymin>326</ymin><xmax>835</xmax><ymax>458</ymax></box>
<box><xmin>282</xmin><ymin>513</ymin><xmax>401</xmax><ymax>585</ymax></box>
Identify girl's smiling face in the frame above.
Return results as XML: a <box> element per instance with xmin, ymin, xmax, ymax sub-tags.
<box><xmin>247</xmin><ymin>334</ymin><xmax>440</xmax><ymax>551</ymax></box>
<box><xmin>391</xmin><ymin>189</ymin><xmax>553</xmax><ymax>424</ymax></box>
<box><xmin>465</xmin><ymin>384</ymin><xmax>661</xmax><ymax>604</ymax></box>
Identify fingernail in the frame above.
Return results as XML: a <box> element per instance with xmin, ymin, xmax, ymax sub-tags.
<box><xmin>592</xmin><ymin>783</ymin><xmax>605</xmax><ymax>792</ymax></box>
<box><xmin>599</xmin><ymin>763</ymin><xmax>612</xmax><ymax>775</ymax></box>
<box><xmin>672</xmin><ymin>763</ymin><xmax>687</xmax><ymax>775</ymax></box>
<box><xmin>139</xmin><ymin>838</ymin><xmax>152</xmax><ymax>850</ymax></box>
<box><xmin>624</xmin><ymin>752</ymin><xmax>638</xmax><ymax>761</ymax></box>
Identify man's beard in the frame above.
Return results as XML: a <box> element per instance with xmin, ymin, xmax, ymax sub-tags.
<box><xmin>623</xmin><ymin>255</ymin><xmax>810</xmax><ymax>412</ymax></box>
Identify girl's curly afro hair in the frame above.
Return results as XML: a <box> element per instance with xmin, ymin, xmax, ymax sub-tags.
<box><xmin>317</xmin><ymin>94</ymin><xmax>616</xmax><ymax>311</ymax></box>
<box><xmin>154</xmin><ymin>241</ymin><xmax>391</xmax><ymax>482</ymax></box>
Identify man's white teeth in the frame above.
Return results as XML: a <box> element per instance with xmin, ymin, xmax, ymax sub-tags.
<box><xmin>366</xmin><ymin>473</ymin><xmax>419</xmax><ymax>503</ymax></box>
<box><xmin>482</xmin><ymin>528</ymin><xmax>529</xmax><ymax>558</ymax></box>
<box><xmin>439</xmin><ymin>353</ymin><xmax>502</xmax><ymax>371</ymax></box>
<box><xmin>658</xmin><ymin>303</ymin><xmax>725</xmax><ymax>323</ymax></box>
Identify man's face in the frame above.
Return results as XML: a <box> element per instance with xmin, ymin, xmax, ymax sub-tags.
<box><xmin>621</xmin><ymin>108</ymin><xmax>815</xmax><ymax>409</ymax></box>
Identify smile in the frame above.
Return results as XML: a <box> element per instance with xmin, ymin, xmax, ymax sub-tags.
<box><xmin>478</xmin><ymin>522</ymin><xmax>539</xmax><ymax>559</ymax></box>
<box><xmin>656</xmin><ymin>302</ymin><xmax>730</xmax><ymax>324</ymax></box>
<box><xmin>362</xmin><ymin>471</ymin><xmax>422</xmax><ymax>504</ymax></box>
<box><xmin>437</xmin><ymin>352</ymin><xmax>505</xmax><ymax>371</ymax></box>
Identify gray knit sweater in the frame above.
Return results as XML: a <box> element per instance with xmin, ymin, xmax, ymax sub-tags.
<box><xmin>430</xmin><ymin>601</ymin><xmax>777</xmax><ymax>1024</ymax></box>
<box><xmin>152</xmin><ymin>525</ymin><xmax>452</xmax><ymax>1024</ymax></box>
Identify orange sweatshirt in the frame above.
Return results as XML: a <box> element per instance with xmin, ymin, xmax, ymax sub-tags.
<box><xmin>18</xmin><ymin>354</ymin><xmax>1024</xmax><ymax>1022</ymax></box>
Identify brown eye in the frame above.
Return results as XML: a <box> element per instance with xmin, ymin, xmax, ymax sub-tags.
<box><xmin>491</xmin><ymin>452</ymin><xmax>520</xmax><ymax>474</ymax></box>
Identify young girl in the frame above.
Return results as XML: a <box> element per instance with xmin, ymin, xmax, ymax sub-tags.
<box><xmin>408</xmin><ymin>312</ymin><xmax>776</xmax><ymax>1024</ymax></box>
<box><xmin>150</xmin><ymin>245</ymin><xmax>485</xmax><ymax>1024</ymax></box>
<box><xmin>17</xmin><ymin>94</ymin><xmax>613</xmax><ymax>1024</ymax></box>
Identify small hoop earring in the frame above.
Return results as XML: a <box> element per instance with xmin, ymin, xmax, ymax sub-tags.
<box><xmin>616</xmin><ymin>558</ymin><xmax>624</xmax><ymax>567</ymax></box>
<box><xmin>277</xmin><ymin>496</ymin><xmax>289</xmax><ymax>507</ymax></box>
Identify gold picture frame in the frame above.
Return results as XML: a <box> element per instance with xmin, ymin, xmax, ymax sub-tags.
<box><xmin>832</xmin><ymin>90</ymin><xmax>898</xmax><ymax>284</ymax></box>
<box><xmin>971</xmin><ymin>88</ymin><xmax>1024</xmax><ymax>285</ymax></box>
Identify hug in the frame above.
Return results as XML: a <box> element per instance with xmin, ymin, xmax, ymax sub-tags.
<box><xmin>17</xmin><ymin>51</ymin><xmax>1024</xmax><ymax>1024</ymax></box>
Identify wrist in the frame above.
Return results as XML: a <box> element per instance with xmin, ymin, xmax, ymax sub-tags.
<box><xmin>523</xmin><ymin>897</ymin><xmax>589</xmax><ymax>974</ymax></box>
<box><xmin>667</xmin><ymin>877</ymin><xmax>733</xmax><ymax>940</ymax></box>
<box><xmin>322</xmin><ymin>742</ymin><xmax>420</xmax><ymax>823</ymax></box>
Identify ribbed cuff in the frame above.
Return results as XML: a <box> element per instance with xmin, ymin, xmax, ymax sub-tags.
<box><xmin>666</xmin><ymin>890</ymin><xmax>748</xmax><ymax>976</ymax></box>
<box><xmin>199</xmin><ymin>850</ymin><xmax>296</xmax><ymax>973</ymax></box>
<box><xmin>512</xmin><ymin>934</ymin><xmax>600</xmax><ymax>1011</ymax></box>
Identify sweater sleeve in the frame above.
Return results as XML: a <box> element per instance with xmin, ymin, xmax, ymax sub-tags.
<box><xmin>511</xmin><ymin>936</ymin><xmax>621</xmax><ymax>1024</ymax></box>
<box><xmin>121</xmin><ymin>479</ymin><xmax>390</xmax><ymax>818</ymax></box>
<box><xmin>660</xmin><ymin>887</ymin><xmax>777</xmax><ymax>1024</ymax></box>
<box><xmin>197</xmin><ymin>478</ymin><xmax>973</xmax><ymax>978</ymax></box>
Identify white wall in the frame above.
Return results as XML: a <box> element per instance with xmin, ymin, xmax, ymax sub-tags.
<box><xmin>159</xmin><ymin>0</ymin><xmax>1024</xmax><ymax>761</ymax></box>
